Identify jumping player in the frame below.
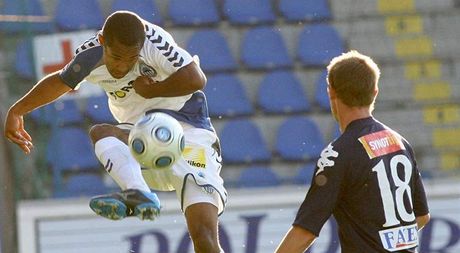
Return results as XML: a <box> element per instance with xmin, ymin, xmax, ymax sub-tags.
<box><xmin>275</xmin><ymin>51</ymin><xmax>430</xmax><ymax>253</ymax></box>
<box><xmin>4</xmin><ymin>11</ymin><xmax>227</xmax><ymax>253</ymax></box>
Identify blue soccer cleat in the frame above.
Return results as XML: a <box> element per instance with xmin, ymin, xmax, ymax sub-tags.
<box><xmin>89</xmin><ymin>189</ymin><xmax>161</xmax><ymax>221</ymax></box>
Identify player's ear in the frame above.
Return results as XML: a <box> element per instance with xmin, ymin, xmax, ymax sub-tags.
<box><xmin>98</xmin><ymin>34</ymin><xmax>105</xmax><ymax>46</ymax></box>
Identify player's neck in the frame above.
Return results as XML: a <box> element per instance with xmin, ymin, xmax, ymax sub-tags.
<box><xmin>337</xmin><ymin>103</ymin><xmax>372</xmax><ymax>132</ymax></box>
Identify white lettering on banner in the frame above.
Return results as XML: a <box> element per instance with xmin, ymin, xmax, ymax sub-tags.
<box><xmin>379</xmin><ymin>224</ymin><xmax>418</xmax><ymax>251</ymax></box>
<box><xmin>316</xmin><ymin>143</ymin><xmax>339</xmax><ymax>176</ymax></box>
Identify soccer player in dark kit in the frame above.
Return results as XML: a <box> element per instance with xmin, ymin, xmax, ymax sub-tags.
<box><xmin>275</xmin><ymin>51</ymin><xmax>430</xmax><ymax>253</ymax></box>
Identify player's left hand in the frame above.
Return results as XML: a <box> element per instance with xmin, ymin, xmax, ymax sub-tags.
<box><xmin>132</xmin><ymin>76</ymin><xmax>156</xmax><ymax>99</ymax></box>
<box><xmin>4</xmin><ymin>109</ymin><xmax>34</xmax><ymax>154</ymax></box>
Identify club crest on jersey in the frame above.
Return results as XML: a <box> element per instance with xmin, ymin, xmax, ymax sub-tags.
<box><xmin>139</xmin><ymin>63</ymin><xmax>157</xmax><ymax>78</ymax></box>
<box><xmin>379</xmin><ymin>224</ymin><xmax>418</xmax><ymax>252</ymax></box>
<box><xmin>358</xmin><ymin>130</ymin><xmax>405</xmax><ymax>159</ymax></box>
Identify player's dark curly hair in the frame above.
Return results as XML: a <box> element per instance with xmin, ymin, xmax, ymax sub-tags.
<box><xmin>102</xmin><ymin>11</ymin><xmax>145</xmax><ymax>48</ymax></box>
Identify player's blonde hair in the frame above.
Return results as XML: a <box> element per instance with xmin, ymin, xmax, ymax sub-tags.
<box><xmin>327</xmin><ymin>50</ymin><xmax>380</xmax><ymax>108</ymax></box>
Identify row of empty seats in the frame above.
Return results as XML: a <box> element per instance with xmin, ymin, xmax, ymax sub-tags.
<box><xmin>47</xmin><ymin>119</ymin><xmax>326</xmax><ymax>197</ymax></box>
<box><xmin>28</xmin><ymin>71</ymin><xmax>330</xmax><ymax>127</ymax></box>
<box><xmin>0</xmin><ymin>0</ymin><xmax>332</xmax><ymax>34</ymax></box>
<box><xmin>14</xmin><ymin>23</ymin><xmax>345</xmax><ymax>80</ymax></box>
<box><xmin>330</xmin><ymin>0</ymin><xmax>457</xmax><ymax>20</ymax></box>
<box><xmin>40</xmin><ymin>103</ymin><xmax>333</xmax><ymax>164</ymax></box>
<box><xmin>205</xmin><ymin>71</ymin><xmax>331</xmax><ymax>117</ymax></box>
<box><xmin>54</xmin><ymin>161</ymin><xmax>316</xmax><ymax>198</ymax></box>
<box><xmin>49</xmin><ymin>104</ymin><xmax>449</xmax><ymax>196</ymax></box>
<box><xmin>219</xmin><ymin>117</ymin><xmax>331</xmax><ymax>164</ymax></box>
<box><xmin>29</xmin><ymin>95</ymin><xmax>116</xmax><ymax>127</ymax></box>
<box><xmin>4</xmin><ymin>0</ymin><xmax>456</xmax><ymax>35</ymax></box>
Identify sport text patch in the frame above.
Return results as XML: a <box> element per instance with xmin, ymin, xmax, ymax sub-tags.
<box><xmin>358</xmin><ymin>130</ymin><xmax>405</xmax><ymax>159</ymax></box>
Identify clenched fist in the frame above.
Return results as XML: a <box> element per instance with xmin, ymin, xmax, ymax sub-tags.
<box><xmin>132</xmin><ymin>76</ymin><xmax>157</xmax><ymax>98</ymax></box>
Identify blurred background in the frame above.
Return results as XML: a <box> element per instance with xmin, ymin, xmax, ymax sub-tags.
<box><xmin>0</xmin><ymin>0</ymin><xmax>459</xmax><ymax>252</ymax></box>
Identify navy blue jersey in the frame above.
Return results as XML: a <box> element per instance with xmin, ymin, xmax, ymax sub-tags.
<box><xmin>294</xmin><ymin>117</ymin><xmax>429</xmax><ymax>253</ymax></box>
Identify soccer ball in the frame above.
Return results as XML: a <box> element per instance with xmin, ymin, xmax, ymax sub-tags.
<box><xmin>128</xmin><ymin>112</ymin><xmax>185</xmax><ymax>170</ymax></box>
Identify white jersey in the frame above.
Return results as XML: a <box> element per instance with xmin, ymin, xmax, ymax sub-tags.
<box><xmin>59</xmin><ymin>20</ymin><xmax>226</xmax><ymax>213</ymax></box>
<box><xmin>60</xmin><ymin>20</ymin><xmax>198</xmax><ymax>125</ymax></box>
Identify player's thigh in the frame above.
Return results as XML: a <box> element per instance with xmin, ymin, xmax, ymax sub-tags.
<box><xmin>171</xmin><ymin>128</ymin><xmax>227</xmax><ymax>213</ymax></box>
<box><xmin>89</xmin><ymin>123</ymin><xmax>132</xmax><ymax>144</ymax></box>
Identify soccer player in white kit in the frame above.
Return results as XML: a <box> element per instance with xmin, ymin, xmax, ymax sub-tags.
<box><xmin>4</xmin><ymin>11</ymin><xmax>227</xmax><ymax>253</ymax></box>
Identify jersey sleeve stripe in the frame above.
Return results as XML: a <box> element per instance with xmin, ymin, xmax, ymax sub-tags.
<box><xmin>145</xmin><ymin>24</ymin><xmax>186</xmax><ymax>68</ymax></box>
<box><xmin>149</xmin><ymin>34</ymin><xmax>162</xmax><ymax>44</ymax></box>
<box><xmin>168</xmin><ymin>51</ymin><xmax>179</xmax><ymax>62</ymax></box>
<box><xmin>163</xmin><ymin>46</ymin><xmax>174</xmax><ymax>57</ymax></box>
<box><xmin>157</xmin><ymin>41</ymin><xmax>170</xmax><ymax>51</ymax></box>
<box><xmin>173</xmin><ymin>57</ymin><xmax>184</xmax><ymax>67</ymax></box>
<box><xmin>75</xmin><ymin>33</ymin><xmax>100</xmax><ymax>54</ymax></box>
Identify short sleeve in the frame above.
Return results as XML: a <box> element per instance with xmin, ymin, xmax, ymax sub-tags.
<box><xmin>59</xmin><ymin>46</ymin><xmax>103</xmax><ymax>89</ymax></box>
<box><xmin>293</xmin><ymin>143</ymin><xmax>345</xmax><ymax>236</ymax></box>
<box><xmin>142</xmin><ymin>23</ymin><xmax>194</xmax><ymax>76</ymax></box>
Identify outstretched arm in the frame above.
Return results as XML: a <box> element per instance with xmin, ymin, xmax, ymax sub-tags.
<box><xmin>4</xmin><ymin>71</ymin><xmax>72</xmax><ymax>153</ymax></box>
<box><xmin>132</xmin><ymin>61</ymin><xmax>206</xmax><ymax>98</ymax></box>
<box><xmin>275</xmin><ymin>225</ymin><xmax>317</xmax><ymax>253</ymax></box>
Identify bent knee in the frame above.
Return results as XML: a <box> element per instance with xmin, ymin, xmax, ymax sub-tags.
<box><xmin>89</xmin><ymin>124</ymin><xmax>127</xmax><ymax>144</ymax></box>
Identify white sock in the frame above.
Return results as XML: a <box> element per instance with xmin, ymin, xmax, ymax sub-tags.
<box><xmin>94</xmin><ymin>136</ymin><xmax>150</xmax><ymax>192</ymax></box>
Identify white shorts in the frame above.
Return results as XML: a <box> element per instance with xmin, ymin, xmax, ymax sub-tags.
<box><xmin>119</xmin><ymin>123</ymin><xmax>227</xmax><ymax>215</ymax></box>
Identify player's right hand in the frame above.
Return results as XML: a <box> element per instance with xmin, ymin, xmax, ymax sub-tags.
<box><xmin>4</xmin><ymin>109</ymin><xmax>34</xmax><ymax>154</ymax></box>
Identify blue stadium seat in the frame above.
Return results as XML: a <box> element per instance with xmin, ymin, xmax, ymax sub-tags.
<box><xmin>29</xmin><ymin>103</ymin><xmax>54</xmax><ymax>125</ymax></box>
<box><xmin>0</xmin><ymin>0</ymin><xmax>54</xmax><ymax>34</ymax></box>
<box><xmin>15</xmin><ymin>39</ymin><xmax>35</xmax><ymax>79</ymax></box>
<box><xmin>203</xmin><ymin>74</ymin><xmax>254</xmax><ymax>117</ymax></box>
<box><xmin>223</xmin><ymin>0</ymin><xmax>276</xmax><ymax>25</ymax></box>
<box><xmin>85</xmin><ymin>95</ymin><xmax>117</xmax><ymax>124</ymax></box>
<box><xmin>220</xmin><ymin>119</ymin><xmax>271</xmax><ymax>164</ymax></box>
<box><xmin>187</xmin><ymin>29</ymin><xmax>237</xmax><ymax>73</ymax></box>
<box><xmin>293</xmin><ymin>163</ymin><xmax>315</xmax><ymax>185</ymax></box>
<box><xmin>54</xmin><ymin>0</ymin><xmax>104</xmax><ymax>31</ymax></box>
<box><xmin>47</xmin><ymin>127</ymin><xmax>100</xmax><ymax>190</ymax></box>
<box><xmin>238</xmin><ymin>166</ymin><xmax>281</xmax><ymax>188</ymax></box>
<box><xmin>55</xmin><ymin>173</ymin><xmax>107</xmax><ymax>198</ymax></box>
<box><xmin>298</xmin><ymin>24</ymin><xmax>345</xmax><ymax>66</ymax></box>
<box><xmin>278</xmin><ymin>0</ymin><xmax>331</xmax><ymax>22</ymax></box>
<box><xmin>168</xmin><ymin>0</ymin><xmax>220</xmax><ymax>26</ymax></box>
<box><xmin>52</xmin><ymin>99</ymin><xmax>84</xmax><ymax>126</ymax></box>
<box><xmin>258</xmin><ymin>70</ymin><xmax>310</xmax><ymax>114</ymax></box>
<box><xmin>315</xmin><ymin>70</ymin><xmax>331</xmax><ymax>110</ymax></box>
<box><xmin>276</xmin><ymin>116</ymin><xmax>325</xmax><ymax>161</ymax></box>
<box><xmin>241</xmin><ymin>26</ymin><xmax>292</xmax><ymax>70</ymax></box>
<box><xmin>30</xmin><ymin>99</ymin><xmax>83</xmax><ymax>126</ymax></box>
<box><xmin>111</xmin><ymin>0</ymin><xmax>163</xmax><ymax>25</ymax></box>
